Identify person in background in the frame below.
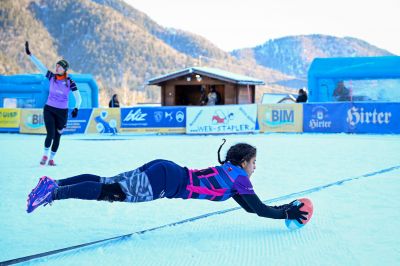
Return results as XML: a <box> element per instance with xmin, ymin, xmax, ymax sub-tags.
<box><xmin>333</xmin><ymin>81</ymin><xmax>351</xmax><ymax>101</ymax></box>
<box><xmin>296</xmin><ymin>88</ymin><xmax>308</xmax><ymax>103</ymax></box>
<box><xmin>199</xmin><ymin>86</ymin><xmax>208</xmax><ymax>106</ymax></box>
<box><xmin>26</xmin><ymin>139</ymin><xmax>308</xmax><ymax>228</ymax></box>
<box><xmin>109</xmin><ymin>94</ymin><xmax>120</xmax><ymax>108</ymax></box>
<box><xmin>25</xmin><ymin>41</ymin><xmax>81</xmax><ymax>166</ymax></box>
<box><xmin>207</xmin><ymin>87</ymin><xmax>218</xmax><ymax>105</ymax></box>
<box><xmin>215</xmin><ymin>89</ymin><xmax>222</xmax><ymax>105</ymax></box>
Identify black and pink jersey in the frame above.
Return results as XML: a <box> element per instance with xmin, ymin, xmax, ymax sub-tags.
<box><xmin>179</xmin><ymin>162</ymin><xmax>255</xmax><ymax>201</ymax></box>
<box><xmin>137</xmin><ymin>160</ymin><xmax>255</xmax><ymax>202</ymax></box>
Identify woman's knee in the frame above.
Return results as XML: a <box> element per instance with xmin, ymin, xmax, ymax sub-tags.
<box><xmin>46</xmin><ymin>129</ymin><xmax>55</xmax><ymax>139</ymax></box>
<box><xmin>98</xmin><ymin>183</ymin><xmax>126</xmax><ymax>202</ymax></box>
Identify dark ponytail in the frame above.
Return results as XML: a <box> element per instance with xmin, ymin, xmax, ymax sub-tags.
<box><xmin>217</xmin><ymin>139</ymin><xmax>256</xmax><ymax>166</ymax></box>
<box><xmin>217</xmin><ymin>139</ymin><xmax>227</xmax><ymax>164</ymax></box>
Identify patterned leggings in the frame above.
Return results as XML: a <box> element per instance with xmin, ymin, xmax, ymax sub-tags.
<box><xmin>54</xmin><ymin>159</ymin><xmax>178</xmax><ymax>203</ymax></box>
<box><xmin>55</xmin><ymin>166</ymin><xmax>154</xmax><ymax>203</ymax></box>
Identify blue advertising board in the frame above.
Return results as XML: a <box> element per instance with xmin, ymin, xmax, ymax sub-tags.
<box><xmin>65</xmin><ymin>108</ymin><xmax>93</xmax><ymax>134</ymax></box>
<box><xmin>121</xmin><ymin>107</ymin><xmax>186</xmax><ymax>128</ymax></box>
<box><xmin>346</xmin><ymin>103</ymin><xmax>400</xmax><ymax>134</ymax></box>
<box><xmin>303</xmin><ymin>103</ymin><xmax>351</xmax><ymax>133</ymax></box>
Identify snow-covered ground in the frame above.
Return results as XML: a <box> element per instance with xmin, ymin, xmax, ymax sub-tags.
<box><xmin>1</xmin><ymin>133</ymin><xmax>399</xmax><ymax>265</ymax></box>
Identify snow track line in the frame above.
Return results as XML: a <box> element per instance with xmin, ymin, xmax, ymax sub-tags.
<box><xmin>2</xmin><ymin>164</ymin><xmax>399</xmax><ymax>265</ymax></box>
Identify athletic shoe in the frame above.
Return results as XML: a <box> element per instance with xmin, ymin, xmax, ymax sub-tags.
<box><xmin>40</xmin><ymin>156</ymin><xmax>48</xmax><ymax>166</ymax></box>
<box><xmin>28</xmin><ymin>176</ymin><xmax>59</xmax><ymax>197</ymax></box>
<box><xmin>48</xmin><ymin>159</ymin><xmax>56</xmax><ymax>166</ymax></box>
<box><xmin>27</xmin><ymin>176</ymin><xmax>58</xmax><ymax>213</ymax></box>
<box><xmin>27</xmin><ymin>176</ymin><xmax>47</xmax><ymax>199</ymax></box>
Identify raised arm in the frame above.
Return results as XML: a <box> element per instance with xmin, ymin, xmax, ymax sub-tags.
<box><xmin>25</xmin><ymin>41</ymin><xmax>48</xmax><ymax>75</ymax></box>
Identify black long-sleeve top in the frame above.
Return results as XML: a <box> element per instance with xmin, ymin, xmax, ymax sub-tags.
<box><xmin>233</xmin><ymin>194</ymin><xmax>286</xmax><ymax>219</ymax></box>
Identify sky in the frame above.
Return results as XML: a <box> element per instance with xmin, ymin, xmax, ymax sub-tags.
<box><xmin>124</xmin><ymin>0</ymin><xmax>400</xmax><ymax>55</ymax></box>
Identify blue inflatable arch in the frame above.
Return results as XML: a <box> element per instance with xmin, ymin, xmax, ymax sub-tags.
<box><xmin>308</xmin><ymin>56</ymin><xmax>400</xmax><ymax>102</ymax></box>
<box><xmin>0</xmin><ymin>74</ymin><xmax>99</xmax><ymax>108</ymax></box>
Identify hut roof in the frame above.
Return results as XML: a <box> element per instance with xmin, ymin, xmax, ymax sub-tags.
<box><xmin>147</xmin><ymin>67</ymin><xmax>265</xmax><ymax>85</ymax></box>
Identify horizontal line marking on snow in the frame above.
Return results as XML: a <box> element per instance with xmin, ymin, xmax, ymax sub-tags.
<box><xmin>2</xmin><ymin>164</ymin><xmax>399</xmax><ymax>265</ymax></box>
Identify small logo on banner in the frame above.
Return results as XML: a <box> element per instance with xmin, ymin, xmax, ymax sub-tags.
<box><xmin>165</xmin><ymin>112</ymin><xmax>173</xmax><ymax>122</ymax></box>
<box><xmin>26</xmin><ymin>114</ymin><xmax>44</xmax><ymax>128</ymax></box>
<box><xmin>309</xmin><ymin>106</ymin><xmax>332</xmax><ymax>129</ymax></box>
<box><xmin>212</xmin><ymin>110</ymin><xmax>234</xmax><ymax>125</ymax></box>
<box><xmin>264</xmin><ymin>109</ymin><xmax>294</xmax><ymax>126</ymax></box>
<box><xmin>123</xmin><ymin>109</ymin><xmax>147</xmax><ymax>122</ymax></box>
<box><xmin>94</xmin><ymin>111</ymin><xmax>118</xmax><ymax>134</ymax></box>
<box><xmin>154</xmin><ymin>111</ymin><xmax>163</xmax><ymax>123</ymax></box>
<box><xmin>0</xmin><ymin>111</ymin><xmax>18</xmax><ymax>119</ymax></box>
<box><xmin>176</xmin><ymin>111</ymin><xmax>185</xmax><ymax>123</ymax></box>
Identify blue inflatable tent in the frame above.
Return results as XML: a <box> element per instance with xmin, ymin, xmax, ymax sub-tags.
<box><xmin>308</xmin><ymin>56</ymin><xmax>400</xmax><ymax>102</ymax></box>
<box><xmin>0</xmin><ymin>74</ymin><xmax>99</xmax><ymax>108</ymax></box>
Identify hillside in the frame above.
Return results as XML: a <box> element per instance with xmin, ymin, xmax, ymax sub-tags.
<box><xmin>1</xmin><ymin>0</ymin><xmax>294</xmax><ymax>104</ymax></box>
<box><xmin>231</xmin><ymin>35</ymin><xmax>394</xmax><ymax>88</ymax></box>
<box><xmin>0</xmin><ymin>0</ymin><xmax>394</xmax><ymax>104</ymax></box>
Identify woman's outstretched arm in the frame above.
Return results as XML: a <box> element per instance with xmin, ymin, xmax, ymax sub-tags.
<box><xmin>233</xmin><ymin>194</ymin><xmax>308</xmax><ymax>223</ymax></box>
<box><xmin>25</xmin><ymin>41</ymin><xmax>48</xmax><ymax>75</ymax></box>
<box><xmin>233</xmin><ymin>194</ymin><xmax>286</xmax><ymax>219</ymax></box>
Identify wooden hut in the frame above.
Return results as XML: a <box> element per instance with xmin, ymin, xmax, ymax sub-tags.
<box><xmin>147</xmin><ymin>67</ymin><xmax>264</xmax><ymax>106</ymax></box>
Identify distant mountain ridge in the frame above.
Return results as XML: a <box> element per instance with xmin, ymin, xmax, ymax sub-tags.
<box><xmin>231</xmin><ymin>35</ymin><xmax>393</xmax><ymax>79</ymax></box>
<box><xmin>0</xmin><ymin>0</ymin><xmax>395</xmax><ymax>104</ymax></box>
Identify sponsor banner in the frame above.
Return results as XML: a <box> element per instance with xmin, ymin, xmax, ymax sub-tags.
<box><xmin>86</xmin><ymin>108</ymin><xmax>120</xmax><ymax>134</ymax></box>
<box><xmin>186</xmin><ymin>104</ymin><xmax>257</xmax><ymax>134</ymax></box>
<box><xmin>121</xmin><ymin>107</ymin><xmax>186</xmax><ymax>130</ymax></box>
<box><xmin>303</xmin><ymin>103</ymin><xmax>351</xmax><ymax>133</ymax></box>
<box><xmin>20</xmin><ymin>109</ymin><xmax>46</xmax><ymax>134</ymax></box>
<box><xmin>258</xmin><ymin>104</ymin><xmax>303</xmax><ymax>132</ymax></box>
<box><xmin>64</xmin><ymin>109</ymin><xmax>93</xmax><ymax>134</ymax></box>
<box><xmin>346</xmin><ymin>102</ymin><xmax>400</xmax><ymax>133</ymax></box>
<box><xmin>0</xmin><ymin>108</ymin><xmax>20</xmax><ymax>132</ymax></box>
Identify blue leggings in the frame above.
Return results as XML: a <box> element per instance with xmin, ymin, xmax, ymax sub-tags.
<box><xmin>54</xmin><ymin>174</ymin><xmax>111</xmax><ymax>201</ymax></box>
<box><xmin>53</xmin><ymin>160</ymin><xmax>178</xmax><ymax>202</ymax></box>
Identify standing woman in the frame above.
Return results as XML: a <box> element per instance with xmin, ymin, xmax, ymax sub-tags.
<box><xmin>25</xmin><ymin>41</ymin><xmax>82</xmax><ymax>166</ymax></box>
